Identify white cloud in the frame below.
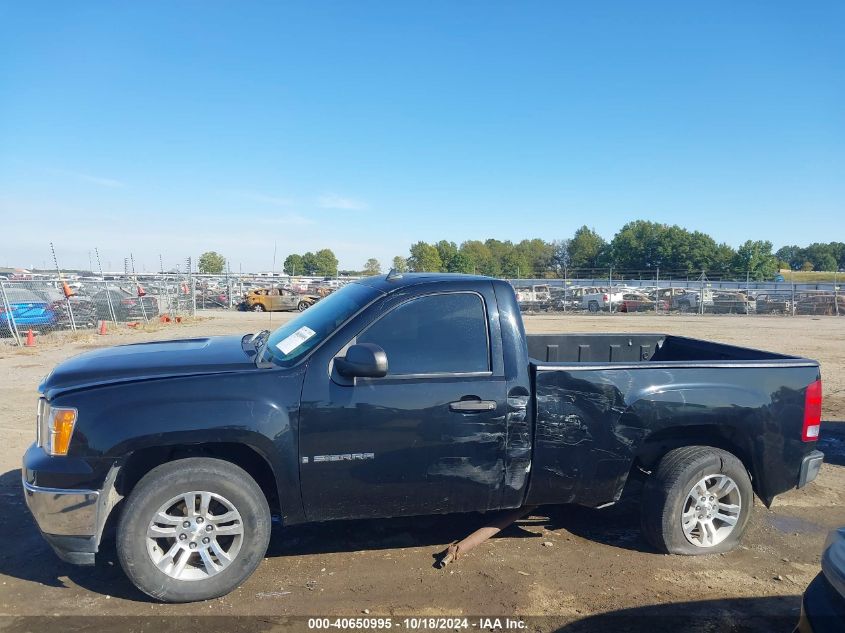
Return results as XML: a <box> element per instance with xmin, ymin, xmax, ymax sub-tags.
<box><xmin>317</xmin><ymin>193</ymin><xmax>369</xmax><ymax>211</ymax></box>
<box><xmin>229</xmin><ymin>190</ymin><xmax>293</xmax><ymax>207</ymax></box>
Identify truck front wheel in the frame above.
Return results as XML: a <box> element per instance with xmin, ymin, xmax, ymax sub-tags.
<box><xmin>116</xmin><ymin>457</ymin><xmax>271</xmax><ymax>602</ymax></box>
<box><xmin>640</xmin><ymin>446</ymin><xmax>753</xmax><ymax>555</ymax></box>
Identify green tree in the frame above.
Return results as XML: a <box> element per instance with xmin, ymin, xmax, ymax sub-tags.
<box><xmin>435</xmin><ymin>240</ymin><xmax>458</xmax><ymax>270</ymax></box>
<box><xmin>300</xmin><ymin>252</ymin><xmax>318</xmax><ymax>275</ymax></box>
<box><xmin>710</xmin><ymin>243</ymin><xmax>737</xmax><ymax>275</ymax></box>
<box><xmin>775</xmin><ymin>245</ymin><xmax>804</xmax><ymax>271</ymax></box>
<box><xmin>198</xmin><ymin>251</ymin><xmax>226</xmax><ymax>274</ymax></box>
<box><xmin>391</xmin><ymin>256</ymin><xmax>408</xmax><ymax>273</ymax></box>
<box><xmin>733</xmin><ymin>240</ymin><xmax>778</xmax><ymax>281</ymax></box>
<box><xmin>363</xmin><ymin>258</ymin><xmax>382</xmax><ymax>276</ymax></box>
<box><xmin>551</xmin><ymin>239</ymin><xmax>571</xmax><ymax>274</ymax></box>
<box><xmin>407</xmin><ymin>242</ymin><xmax>442</xmax><ymax>272</ymax></box>
<box><xmin>609</xmin><ymin>221</ymin><xmax>717</xmax><ymax>272</ymax></box>
<box><xmin>459</xmin><ymin>240</ymin><xmax>499</xmax><ymax>276</ymax></box>
<box><xmin>446</xmin><ymin>251</ymin><xmax>475</xmax><ymax>273</ymax></box>
<box><xmin>313</xmin><ymin>248</ymin><xmax>339</xmax><ymax>276</ymax></box>
<box><xmin>283</xmin><ymin>254</ymin><xmax>303</xmax><ymax>276</ymax></box>
<box><xmin>515</xmin><ymin>238</ymin><xmax>555</xmax><ymax>277</ymax></box>
<box><xmin>568</xmin><ymin>226</ymin><xmax>608</xmax><ymax>270</ymax></box>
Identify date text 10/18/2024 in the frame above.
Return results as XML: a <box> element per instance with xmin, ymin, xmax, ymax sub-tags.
<box><xmin>307</xmin><ymin>617</ymin><xmax>528</xmax><ymax>630</ymax></box>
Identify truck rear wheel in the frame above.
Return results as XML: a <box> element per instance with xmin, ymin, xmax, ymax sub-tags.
<box><xmin>640</xmin><ymin>446</ymin><xmax>752</xmax><ymax>555</ymax></box>
<box><xmin>116</xmin><ymin>457</ymin><xmax>271</xmax><ymax>602</ymax></box>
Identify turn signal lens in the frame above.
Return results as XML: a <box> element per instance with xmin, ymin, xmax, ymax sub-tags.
<box><xmin>802</xmin><ymin>380</ymin><xmax>822</xmax><ymax>442</ymax></box>
<box><xmin>48</xmin><ymin>407</ymin><xmax>77</xmax><ymax>455</ymax></box>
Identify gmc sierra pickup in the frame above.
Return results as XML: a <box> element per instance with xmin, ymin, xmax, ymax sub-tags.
<box><xmin>23</xmin><ymin>272</ymin><xmax>824</xmax><ymax>602</ymax></box>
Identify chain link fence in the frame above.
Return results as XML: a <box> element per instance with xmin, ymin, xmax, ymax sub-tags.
<box><xmin>0</xmin><ymin>276</ymin><xmax>197</xmax><ymax>347</ymax></box>
<box><xmin>2</xmin><ymin>269</ymin><xmax>842</xmax><ymax>347</ymax></box>
<box><xmin>508</xmin><ymin>278</ymin><xmax>843</xmax><ymax>316</ymax></box>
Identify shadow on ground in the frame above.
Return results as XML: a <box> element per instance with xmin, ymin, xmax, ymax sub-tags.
<box><xmin>554</xmin><ymin>595</ymin><xmax>803</xmax><ymax>633</ymax></box>
<box><xmin>820</xmin><ymin>421</ymin><xmax>845</xmax><ymax>466</ymax></box>
<box><xmin>1</xmin><ymin>467</ymin><xmax>654</xmax><ymax>603</ymax></box>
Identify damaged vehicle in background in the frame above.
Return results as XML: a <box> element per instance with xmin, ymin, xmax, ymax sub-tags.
<box><xmin>240</xmin><ymin>286</ymin><xmax>318</xmax><ymax>312</ymax></box>
<box><xmin>23</xmin><ymin>272</ymin><xmax>824</xmax><ymax>602</ymax></box>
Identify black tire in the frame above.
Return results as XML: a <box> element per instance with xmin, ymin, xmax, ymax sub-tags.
<box><xmin>679</xmin><ymin>301</ymin><xmax>691</xmax><ymax>313</ymax></box>
<box><xmin>588</xmin><ymin>300</ymin><xmax>599</xmax><ymax>313</ymax></box>
<box><xmin>117</xmin><ymin>458</ymin><xmax>271</xmax><ymax>603</ymax></box>
<box><xmin>297</xmin><ymin>301</ymin><xmax>309</xmax><ymax>312</ymax></box>
<box><xmin>640</xmin><ymin>446</ymin><xmax>753</xmax><ymax>555</ymax></box>
<box><xmin>251</xmin><ymin>303</ymin><xmax>265</xmax><ymax>312</ymax></box>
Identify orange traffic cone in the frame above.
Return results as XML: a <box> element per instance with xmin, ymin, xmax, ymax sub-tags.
<box><xmin>62</xmin><ymin>281</ymin><xmax>75</xmax><ymax>298</ymax></box>
<box><xmin>98</xmin><ymin>320</ymin><xmax>108</xmax><ymax>335</ymax></box>
<box><xmin>24</xmin><ymin>329</ymin><xmax>35</xmax><ymax>346</ymax></box>
<box><xmin>137</xmin><ymin>284</ymin><xmax>146</xmax><ymax>297</ymax></box>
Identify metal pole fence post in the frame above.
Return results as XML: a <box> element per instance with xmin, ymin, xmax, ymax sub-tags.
<box><xmin>0</xmin><ymin>281</ymin><xmax>22</xmax><ymax>346</ymax></box>
<box><xmin>655</xmin><ymin>267</ymin><xmax>660</xmax><ymax>314</ymax></box>
<box><xmin>746</xmin><ymin>270</ymin><xmax>750</xmax><ymax>316</ymax></box>
<box><xmin>792</xmin><ymin>281</ymin><xmax>796</xmax><ymax>317</ymax></box>
<box><xmin>835</xmin><ymin>271</ymin><xmax>840</xmax><ymax>317</ymax></box>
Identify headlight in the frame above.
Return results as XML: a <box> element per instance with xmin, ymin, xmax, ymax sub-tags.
<box><xmin>36</xmin><ymin>398</ymin><xmax>78</xmax><ymax>456</ymax></box>
<box><xmin>822</xmin><ymin>527</ymin><xmax>845</xmax><ymax>599</ymax></box>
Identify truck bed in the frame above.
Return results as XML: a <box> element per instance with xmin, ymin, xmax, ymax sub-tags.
<box><xmin>523</xmin><ymin>333</ymin><xmax>820</xmax><ymax>509</ymax></box>
<box><xmin>527</xmin><ymin>333</ymin><xmax>806</xmax><ymax>365</ymax></box>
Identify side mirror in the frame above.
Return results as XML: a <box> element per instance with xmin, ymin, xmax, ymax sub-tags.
<box><xmin>335</xmin><ymin>343</ymin><xmax>388</xmax><ymax>378</ymax></box>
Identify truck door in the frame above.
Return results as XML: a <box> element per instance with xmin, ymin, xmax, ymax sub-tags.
<box><xmin>298</xmin><ymin>287</ymin><xmax>509</xmax><ymax>520</ymax></box>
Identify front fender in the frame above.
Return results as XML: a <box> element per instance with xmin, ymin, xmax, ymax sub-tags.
<box><xmin>53</xmin><ymin>366</ymin><xmax>307</xmax><ymax>523</ymax></box>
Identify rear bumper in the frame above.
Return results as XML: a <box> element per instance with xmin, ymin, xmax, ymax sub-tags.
<box><xmin>799</xmin><ymin>450</ymin><xmax>825</xmax><ymax>488</ymax></box>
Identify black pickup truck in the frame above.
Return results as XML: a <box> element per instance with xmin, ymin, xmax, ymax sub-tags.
<box><xmin>23</xmin><ymin>273</ymin><xmax>824</xmax><ymax>602</ymax></box>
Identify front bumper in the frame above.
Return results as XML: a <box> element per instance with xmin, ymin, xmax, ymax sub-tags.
<box><xmin>23</xmin><ymin>478</ymin><xmax>101</xmax><ymax>565</ymax></box>
<box><xmin>22</xmin><ymin>444</ymin><xmax>121</xmax><ymax>566</ymax></box>
<box><xmin>799</xmin><ymin>450</ymin><xmax>825</xmax><ymax>488</ymax></box>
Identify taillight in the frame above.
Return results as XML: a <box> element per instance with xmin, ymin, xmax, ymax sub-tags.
<box><xmin>802</xmin><ymin>379</ymin><xmax>822</xmax><ymax>442</ymax></box>
<box><xmin>602</xmin><ymin>294</ymin><xmax>609</xmax><ymax>301</ymax></box>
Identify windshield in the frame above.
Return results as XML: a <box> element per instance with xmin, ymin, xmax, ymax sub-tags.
<box><xmin>259</xmin><ymin>283</ymin><xmax>381</xmax><ymax>367</ymax></box>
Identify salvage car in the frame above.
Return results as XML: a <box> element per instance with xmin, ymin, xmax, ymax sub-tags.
<box><xmin>619</xmin><ymin>292</ymin><xmax>667</xmax><ymax>312</ymax></box>
<box><xmin>89</xmin><ymin>287</ymin><xmax>159</xmax><ymax>322</ymax></box>
<box><xmin>712</xmin><ymin>291</ymin><xmax>756</xmax><ymax>314</ymax></box>
<box><xmin>0</xmin><ymin>287</ymin><xmax>55</xmax><ymax>333</ymax></box>
<box><xmin>23</xmin><ymin>273</ymin><xmax>824</xmax><ymax>602</ymax></box>
<box><xmin>243</xmin><ymin>287</ymin><xmax>317</xmax><ymax>312</ymax></box>
<box><xmin>755</xmin><ymin>293</ymin><xmax>793</xmax><ymax>315</ymax></box>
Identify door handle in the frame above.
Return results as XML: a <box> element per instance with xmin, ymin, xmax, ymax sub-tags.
<box><xmin>449</xmin><ymin>400</ymin><xmax>497</xmax><ymax>413</ymax></box>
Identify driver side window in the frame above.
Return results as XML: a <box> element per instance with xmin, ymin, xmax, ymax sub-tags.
<box><xmin>357</xmin><ymin>292</ymin><xmax>490</xmax><ymax>376</ymax></box>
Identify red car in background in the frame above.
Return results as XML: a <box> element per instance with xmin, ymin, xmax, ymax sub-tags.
<box><xmin>619</xmin><ymin>293</ymin><xmax>669</xmax><ymax>313</ymax></box>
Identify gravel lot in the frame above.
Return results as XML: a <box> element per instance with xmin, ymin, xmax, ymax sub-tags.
<box><xmin>1</xmin><ymin>311</ymin><xmax>843</xmax><ymax>632</ymax></box>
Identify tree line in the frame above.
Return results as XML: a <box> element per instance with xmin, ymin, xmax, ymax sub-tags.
<box><xmin>197</xmin><ymin>221</ymin><xmax>844</xmax><ymax>281</ymax></box>
<box><xmin>384</xmin><ymin>221</ymin><xmax>845</xmax><ymax>281</ymax></box>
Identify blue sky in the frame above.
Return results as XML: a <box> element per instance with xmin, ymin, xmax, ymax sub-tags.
<box><xmin>1</xmin><ymin>1</ymin><xmax>843</xmax><ymax>272</ymax></box>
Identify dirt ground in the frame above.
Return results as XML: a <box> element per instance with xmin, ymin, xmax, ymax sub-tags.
<box><xmin>0</xmin><ymin>311</ymin><xmax>843</xmax><ymax>632</ymax></box>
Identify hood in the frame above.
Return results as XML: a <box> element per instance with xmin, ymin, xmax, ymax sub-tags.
<box><xmin>40</xmin><ymin>335</ymin><xmax>259</xmax><ymax>398</ymax></box>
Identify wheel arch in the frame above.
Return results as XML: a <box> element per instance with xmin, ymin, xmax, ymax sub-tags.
<box><xmin>116</xmin><ymin>442</ymin><xmax>281</xmax><ymax>515</ymax></box>
<box><xmin>629</xmin><ymin>425</ymin><xmax>761</xmax><ymax>503</ymax></box>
